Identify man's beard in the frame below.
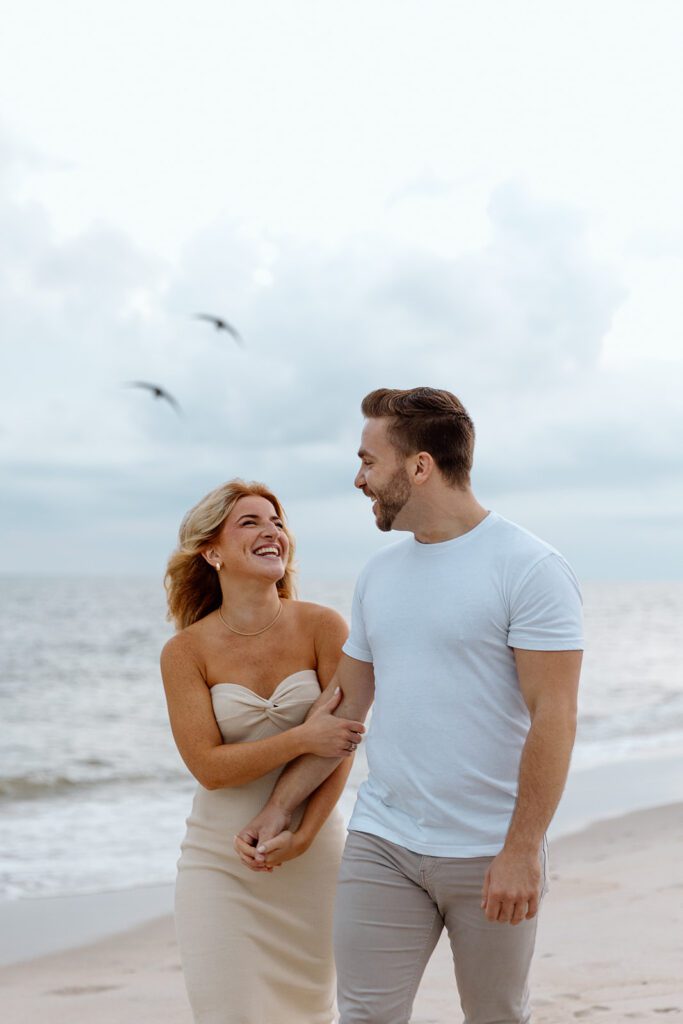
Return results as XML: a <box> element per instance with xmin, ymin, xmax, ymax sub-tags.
<box><xmin>372</xmin><ymin>466</ymin><xmax>411</xmax><ymax>531</ymax></box>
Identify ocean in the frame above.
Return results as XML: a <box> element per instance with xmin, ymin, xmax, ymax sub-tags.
<box><xmin>1</xmin><ymin>577</ymin><xmax>682</xmax><ymax>900</ymax></box>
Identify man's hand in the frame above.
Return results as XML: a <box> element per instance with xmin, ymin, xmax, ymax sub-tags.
<box><xmin>481</xmin><ymin>847</ymin><xmax>542</xmax><ymax>925</ymax></box>
<box><xmin>234</xmin><ymin>804</ymin><xmax>292</xmax><ymax>872</ymax></box>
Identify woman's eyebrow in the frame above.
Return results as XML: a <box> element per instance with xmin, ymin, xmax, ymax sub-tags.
<box><xmin>236</xmin><ymin>513</ymin><xmax>281</xmax><ymax>522</ymax></box>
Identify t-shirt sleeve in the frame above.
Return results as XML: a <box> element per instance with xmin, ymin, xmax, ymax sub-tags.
<box><xmin>342</xmin><ymin>575</ymin><xmax>374</xmax><ymax>663</ymax></box>
<box><xmin>507</xmin><ymin>553</ymin><xmax>584</xmax><ymax>651</ymax></box>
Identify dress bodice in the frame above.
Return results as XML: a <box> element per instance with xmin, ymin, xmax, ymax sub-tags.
<box><xmin>210</xmin><ymin>669</ymin><xmax>322</xmax><ymax>745</ymax></box>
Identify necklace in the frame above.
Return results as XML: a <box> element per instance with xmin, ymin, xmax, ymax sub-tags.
<box><xmin>218</xmin><ymin>600</ymin><xmax>283</xmax><ymax>637</ymax></box>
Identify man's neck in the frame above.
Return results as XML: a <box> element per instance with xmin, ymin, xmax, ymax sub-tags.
<box><xmin>410</xmin><ymin>492</ymin><xmax>490</xmax><ymax>545</ymax></box>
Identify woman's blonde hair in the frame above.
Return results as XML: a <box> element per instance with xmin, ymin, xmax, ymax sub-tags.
<box><xmin>165</xmin><ymin>479</ymin><xmax>296</xmax><ymax>630</ymax></box>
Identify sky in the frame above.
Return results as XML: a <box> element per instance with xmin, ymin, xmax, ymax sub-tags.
<box><xmin>1</xmin><ymin>0</ymin><xmax>682</xmax><ymax>581</ymax></box>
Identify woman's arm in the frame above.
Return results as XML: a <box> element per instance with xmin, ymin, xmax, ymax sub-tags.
<box><xmin>160</xmin><ymin>631</ymin><xmax>363</xmax><ymax>790</ymax></box>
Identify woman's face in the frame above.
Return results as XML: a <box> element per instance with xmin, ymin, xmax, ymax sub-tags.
<box><xmin>213</xmin><ymin>495</ymin><xmax>289</xmax><ymax>585</ymax></box>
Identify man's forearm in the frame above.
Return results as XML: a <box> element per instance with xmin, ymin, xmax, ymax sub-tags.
<box><xmin>291</xmin><ymin>759</ymin><xmax>352</xmax><ymax>852</ymax></box>
<box><xmin>504</xmin><ymin>708</ymin><xmax>576</xmax><ymax>853</ymax></box>
<box><xmin>269</xmin><ymin>686</ymin><xmax>371</xmax><ymax>814</ymax></box>
<box><xmin>270</xmin><ymin>750</ymin><xmax>342</xmax><ymax>813</ymax></box>
<box><xmin>235</xmin><ymin>656</ymin><xmax>374</xmax><ymax>870</ymax></box>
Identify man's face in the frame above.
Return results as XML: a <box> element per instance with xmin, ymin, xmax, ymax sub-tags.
<box><xmin>354</xmin><ymin>418</ymin><xmax>412</xmax><ymax>532</ymax></box>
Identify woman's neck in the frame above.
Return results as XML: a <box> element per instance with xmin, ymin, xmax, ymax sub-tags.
<box><xmin>218</xmin><ymin>578</ymin><xmax>282</xmax><ymax>632</ymax></box>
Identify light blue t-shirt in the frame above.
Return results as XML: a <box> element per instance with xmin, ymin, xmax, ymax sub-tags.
<box><xmin>342</xmin><ymin>511</ymin><xmax>583</xmax><ymax>857</ymax></box>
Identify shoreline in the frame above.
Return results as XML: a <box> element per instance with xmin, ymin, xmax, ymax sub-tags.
<box><xmin>2</xmin><ymin>750</ymin><xmax>683</xmax><ymax>970</ymax></box>
<box><xmin>1</xmin><ymin>800</ymin><xmax>681</xmax><ymax>1023</ymax></box>
<box><xmin>0</xmin><ymin>883</ymin><xmax>175</xmax><ymax>968</ymax></box>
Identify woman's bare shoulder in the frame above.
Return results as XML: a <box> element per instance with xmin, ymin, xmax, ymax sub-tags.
<box><xmin>290</xmin><ymin>602</ymin><xmax>349</xmax><ymax>651</ymax></box>
<box><xmin>291</xmin><ymin>600</ymin><xmax>347</xmax><ymax>628</ymax></box>
<box><xmin>161</xmin><ymin>617</ymin><xmax>209</xmax><ymax>668</ymax></box>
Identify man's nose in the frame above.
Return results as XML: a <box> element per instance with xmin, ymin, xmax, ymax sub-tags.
<box><xmin>354</xmin><ymin>467</ymin><xmax>365</xmax><ymax>490</ymax></box>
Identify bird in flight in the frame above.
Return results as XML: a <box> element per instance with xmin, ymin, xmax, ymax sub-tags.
<box><xmin>123</xmin><ymin>381</ymin><xmax>182</xmax><ymax>416</ymax></box>
<box><xmin>193</xmin><ymin>313</ymin><xmax>244</xmax><ymax>346</ymax></box>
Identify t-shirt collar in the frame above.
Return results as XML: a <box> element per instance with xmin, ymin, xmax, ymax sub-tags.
<box><xmin>411</xmin><ymin>510</ymin><xmax>497</xmax><ymax>552</ymax></box>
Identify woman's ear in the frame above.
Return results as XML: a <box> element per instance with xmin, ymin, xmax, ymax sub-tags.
<box><xmin>201</xmin><ymin>548</ymin><xmax>220</xmax><ymax>569</ymax></box>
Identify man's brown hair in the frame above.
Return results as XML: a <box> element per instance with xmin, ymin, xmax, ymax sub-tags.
<box><xmin>361</xmin><ymin>387</ymin><xmax>475</xmax><ymax>487</ymax></box>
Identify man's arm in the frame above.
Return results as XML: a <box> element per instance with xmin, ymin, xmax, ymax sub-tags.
<box><xmin>235</xmin><ymin>653</ymin><xmax>374</xmax><ymax>867</ymax></box>
<box><xmin>244</xmin><ymin>758</ymin><xmax>355</xmax><ymax>872</ymax></box>
<box><xmin>481</xmin><ymin>648</ymin><xmax>582</xmax><ymax>925</ymax></box>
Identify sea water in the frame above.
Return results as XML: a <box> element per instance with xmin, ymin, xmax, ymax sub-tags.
<box><xmin>1</xmin><ymin>577</ymin><xmax>682</xmax><ymax>898</ymax></box>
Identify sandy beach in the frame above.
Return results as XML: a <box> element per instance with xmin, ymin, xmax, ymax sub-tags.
<box><xmin>1</xmin><ymin>801</ymin><xmax>681</xmax><ymax>1024</ymax></box>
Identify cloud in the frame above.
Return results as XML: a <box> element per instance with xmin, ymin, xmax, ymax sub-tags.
<box><xmin>2</xmin><ymin>133</ymin><xmax>682</xmax><ymax>577</ymax></box>
<box><xmin>373</xmin><ymin>183</ymin><xmax>624</xmax><ymax>384</ymax></box>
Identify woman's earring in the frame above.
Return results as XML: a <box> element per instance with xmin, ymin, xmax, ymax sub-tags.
<box><xmin>215</xmin><ymin>562</ymin><xmax>222</xmax><ymax>572</ymax></box>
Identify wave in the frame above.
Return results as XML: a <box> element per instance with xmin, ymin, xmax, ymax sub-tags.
<box><xmin>0</xmin><ymin>769</ymin><xmax>188</xmax><ymax>801</ymax></box>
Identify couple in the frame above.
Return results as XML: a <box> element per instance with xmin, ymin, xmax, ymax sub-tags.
<box><xmin>161</xmin><ymin>386</ymin><xmax>583</xmax><ymax>1024</ymax></box>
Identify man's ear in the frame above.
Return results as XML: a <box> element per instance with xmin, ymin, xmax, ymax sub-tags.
<box><xmin>413</xmin><ymin>451</ymin><xmax>435</xmax><ymax>485</ymax></box>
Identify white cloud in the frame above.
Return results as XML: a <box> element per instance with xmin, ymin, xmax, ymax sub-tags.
<box><xmin>2</xmin><ymin>2</ymin><xmax>683</xmax><ymax>578</ymax></box>
<box><xmin>3</xmin><ymin>149</ymin><xmax>681</xmax><ymax>580</ymax></box>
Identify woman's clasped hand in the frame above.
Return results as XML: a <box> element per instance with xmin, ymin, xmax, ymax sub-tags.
<box><xmin>299</xmin><ymin>686</ymin><xmax>364</xmax><ymax>758</ymax></box>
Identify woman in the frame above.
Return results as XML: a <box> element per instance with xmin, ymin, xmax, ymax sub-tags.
<box><xmin>161</xmin><ymin>479</ymin><xmax>364</xmax><ymax>1024</ymax></box>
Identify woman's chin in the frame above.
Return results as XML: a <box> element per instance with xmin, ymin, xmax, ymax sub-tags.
<box><xmin>249</xmin><ymin>557</ymin><xmax>285</xmax><ymax>581</ymax></box>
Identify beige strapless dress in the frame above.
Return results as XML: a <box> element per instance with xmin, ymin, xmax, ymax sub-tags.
<box><xmin>175</xmin><ymin>670</ymin><xmax>345</xmax><ymax>1024</ymax></box>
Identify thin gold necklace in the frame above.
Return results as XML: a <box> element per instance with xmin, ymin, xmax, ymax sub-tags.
<box><xmin>218</xmin><ymin>600</ymin><xmax>283</xmax><ymax>637</ymax></box>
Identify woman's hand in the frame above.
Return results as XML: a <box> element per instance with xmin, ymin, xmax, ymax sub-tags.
<box><xmin>257</xmin><ymin>830</ymin><xmax>301</xmax><ymax>868</ymax></box>
<box><xmin>299</xmin><ymin>687</ymin><xmax>365</xmax><ymax>758</ymax></box>
<box><xmin>233</xmin><ymin>829</ymin><xmax>307</xmax><ymax>870</ymax></box>
<box><xmin>234</xmin><ymin>803</ymin><xmax>292</xmax><ymax>873</ymax></box>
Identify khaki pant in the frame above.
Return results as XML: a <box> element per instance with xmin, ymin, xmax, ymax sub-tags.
<box><xmin>334</xmin><ymin>830</ymin><xmax>548</xmax><ymax>1024</ymax></box>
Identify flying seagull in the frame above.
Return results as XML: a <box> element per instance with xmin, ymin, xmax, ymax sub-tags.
<box><xmin>194</xmin><ymin>313</ymin><xmax>244</xmax><ymax>346</ymax></box>
<box><xmin>123</xmin><ymin>381</ymin><xmax>182</xmax><ymax>416</ymax></box>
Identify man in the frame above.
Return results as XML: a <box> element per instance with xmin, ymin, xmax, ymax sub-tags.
<box><xmin>236</xmin><ymin>386</ymin><xmax>583</xmax><ymax>1024</ymax></box>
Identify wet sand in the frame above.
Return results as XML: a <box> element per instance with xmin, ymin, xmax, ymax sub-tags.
<box><xmin>1</xmin><ymin>801</ymin><xmax>681</xmax><ymax>1022</ymax></box>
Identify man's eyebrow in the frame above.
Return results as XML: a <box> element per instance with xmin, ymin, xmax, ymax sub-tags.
<box><xmin>357</xmin><ymin>447</ymin><xmax>372</xmax><ymax>459</ymax></box>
